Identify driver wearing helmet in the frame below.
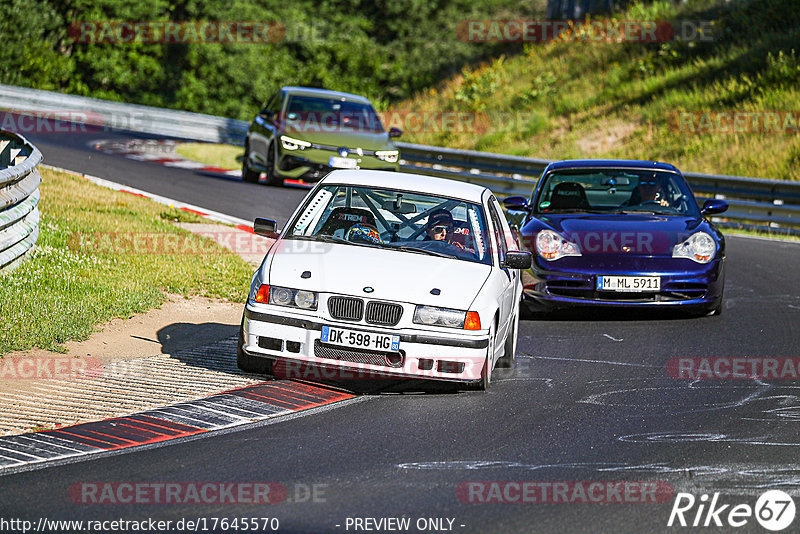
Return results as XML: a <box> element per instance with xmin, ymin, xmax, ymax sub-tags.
<box><xmin>630</xmin><ymin>176</ymin><xmax>670</xmax><ymax>207</ymax></box>
<box><xmin>424</xmin><ymin>209</ymin><xmax>465</xmax><ymax>249</ymax></box>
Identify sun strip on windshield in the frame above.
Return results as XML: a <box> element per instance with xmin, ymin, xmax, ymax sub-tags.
<box><xmin>468</xmin><ymin>206</ymin><xmax>486</xmax><ymax>259</ymax></box>
<box><xmin>292</xmin><ymin>187</ymin><xmax>334</xmax><ymax>236</ymax></box>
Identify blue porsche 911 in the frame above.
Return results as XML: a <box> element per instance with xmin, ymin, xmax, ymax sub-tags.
<box><xmin>503</xmin><ymin>160</ymin><xmax>729</xmax><ymax>315</ymax></box>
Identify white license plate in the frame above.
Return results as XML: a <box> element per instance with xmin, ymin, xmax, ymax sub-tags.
<box><xmin>328</xmin><ymin>156</ymin><xmax>358</xmax><ymax>169</ymax></box>
<box><xmin>321</xmin><ymin>326</ymin><xmax>400</xmax><ymax>352</ymax></box>
<box><xmin>597</xmin><ymin>275</ymin><xmax>660</xmax><ymax>292</ymax></box>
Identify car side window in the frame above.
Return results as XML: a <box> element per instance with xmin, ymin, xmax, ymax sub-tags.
<box><xmin>488</xmin><ymin>199</ymin><xmax>507</xmax><ymax>266</ymax></box>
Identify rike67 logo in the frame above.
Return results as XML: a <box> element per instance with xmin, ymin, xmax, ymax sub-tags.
<box><xmin>668</xmin><ymin>490</ymin><xmax>796</xmax><ymax>531</ymax></box>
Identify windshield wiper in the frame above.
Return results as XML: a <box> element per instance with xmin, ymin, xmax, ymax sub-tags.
<box><xmin>539</xmin><ymin>209</ymin><xmax>606</xmax><ymax>214</ymax></box>
<box><xmin>385</xmin><ymin>244</ymin><xmax>458</xmax><ymax>259</ymax></box>
<box><xmin>290</xmin><ymin>235</ymin><xmax>357</xmax><ymax>245</ymax></box>
<box><xmin>612</xmin><ymin>209</ymin><xmax>662</xmax><ymax>215</ymax></box>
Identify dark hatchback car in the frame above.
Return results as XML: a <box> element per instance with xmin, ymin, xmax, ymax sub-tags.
<box><xmin>503</xmin><ymin>160</ymin><xmax>729</xmax><ymax>315</ymax></box>
<box><xmin>242</xmin><ymin>86</ymin><xmax>401</xmax><ymax>186</ymax></box>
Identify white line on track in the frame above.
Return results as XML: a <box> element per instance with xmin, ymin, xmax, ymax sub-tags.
<box><xmin>519</xmin><ymin>353</ymin><xmax>660</xmax><ymax>368</ymax></box>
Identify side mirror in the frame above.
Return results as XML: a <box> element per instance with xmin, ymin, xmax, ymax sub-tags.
<box><xmin>701</xmin><ymin>199</ymin><xmax>728</xmax><ymax>216</ymax></box>
<box><xmin>502</xmin><ymin>196</ymin><xmax>530</xmax><ymax>212</ymax></box>
<box><xmin>254</xmin><ymin>217</ymin><xmax>279</xmax><ymax>238</ymax></box>
<box><xmin>258</xmin><ymin>109</ymin><xmax>274</xmax><ymax>120</ymax></box>
<box><xmin>388</xmin><ymin>127</ymin><xmax>403</xmax><ymax>138</ymax></box>
<box><xmin>502</xmin><ymin>251</ymin><xmax>532</xmax><ymax>270</ymax></box>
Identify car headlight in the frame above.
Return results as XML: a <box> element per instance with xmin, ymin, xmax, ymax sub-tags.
<box><xmin>413</xmin><ymin>306</ymin><xmax>481</xmax><ymax>330</ymax></box>
<box><xmin>375</xmin><ymin>150</ymin><xmax>399</xmax><ymax>163</ymax></box>
<box><xmin>535</xmin><ymin>230</ymin><xmax>581</xmax><ymax>261</ymax></box>
<box><xmin>252</xmin><ymin>284</ymin><xmax>318</xmax><ymax>310</ymax></box>
<box><xmin>294</xmin><ymin>290</ymin><xmax>317</xmax><ymax>309</ymax></box>
<box><xmin>280</xmin><ymin>135</ymin><xmax>311</xmax><ymax>151</ymax></box>
<box><xmin>672</xmin><ymin>232</ymin><xmax>716</xmax><ymax>263</ymax></box>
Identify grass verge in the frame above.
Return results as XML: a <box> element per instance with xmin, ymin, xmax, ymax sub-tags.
<box><xmin>0</xmin><ymin>167</ymin><xmax>253</xmax><ymax>355</ymax></box>
<box><xmin>175</xmin><ymin>142</ymin><xmax>243</xmax><ymax>170</ymax></box>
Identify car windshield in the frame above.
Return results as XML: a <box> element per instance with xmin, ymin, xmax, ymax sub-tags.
<box><xmin>284</xmin><ymin>95</ymin><xmax>385</xmax><ymax>133</ymax></box>
<box><xmin>534</xmin><ymin>169</ymin><xmax>700</xmax><ymax>216</ymax></box>
<box><xmin>284</xmin><ymin>185</ymin><xmax>492</xmax><ymax>265</ymax></box>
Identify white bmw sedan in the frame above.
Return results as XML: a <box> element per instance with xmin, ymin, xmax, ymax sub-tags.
<box><xmin>238</xmin><ymin>169</ymin><xmax>531</xmax><ymax>390</ymax></box>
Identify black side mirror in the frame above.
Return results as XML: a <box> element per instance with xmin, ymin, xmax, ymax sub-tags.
<box><xmin>388</xmin><ymin>127</ymin><xmax>403</xmax><ymax>138</ymax></box>
<box><xmin>502</xmin><ymin>251</ymin><xmax>532</xmax><ymax>270</ymax></box>
<box><xmin>502</xmin><ymin>196</ymin><xmax>530</xmax><ymax>212</ymax></box>
<box><xmin>258</xmin><ymin>109</ymin><xmax>274</xmax><ymax>120</ymax></box>
<box><xmin>701</xmin><ymin>199</ymin><xmax>728</xmax><ymax>216</ymax></box>
<box><xmin>254</xmin><ymin>217</ymin><xmax>279</xmax><ymax>238</ymax></box>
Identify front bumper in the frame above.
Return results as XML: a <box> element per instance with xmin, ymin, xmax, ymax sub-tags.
<box><xmin>242</xmin><ymin>306</ymin><xmax>489</xmax><ymax>383</ymax></box>
<box><xmin>522</xmin><ymin>257</ymin><xmax>724</xmax><ymax>309</ymax></box>
<box><xmin>277</xmin><ymin>149</ymin><xmax>398</xmax><ymax>181</ymax></box>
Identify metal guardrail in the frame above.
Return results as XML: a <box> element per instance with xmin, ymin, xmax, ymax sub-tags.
<box><xmin>0</xmin><ymin>130</ymin><xmax>42</xmax><ymax>271</ymax></box>
<box><xmin>396</xmin><ymin>142</ymin><xmax>800</xmax><ymax>235</ymax></box>
<box><xmin>1</xmin><ymin>84</ymin><xmax>798</xmax><ymax>234</ymax></box>
<box><xmin>0</xmin><ymin>84</ymin><xmax>248</xmax><ymax>145</ymax></box>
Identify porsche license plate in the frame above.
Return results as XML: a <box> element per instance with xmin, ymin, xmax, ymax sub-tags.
<box><xmin>328</xmin><ymin>156</ymin><xmax>358</xmax><ymax>169</ymax></box>
<box><xmin>597</xmin><ymin>275</ymin><xmax>660</xmax><ymax>292</ymax></box>
<box><xmin>321</xmin><ymin>326</ymin><xmax>400</xmax><ymax>352</ymax></box>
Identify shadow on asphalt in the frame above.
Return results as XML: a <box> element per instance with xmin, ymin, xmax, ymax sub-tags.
<box><xmin>522</xmin><ymin>306</ymin><xmax>716</xmax><ymax>322</ymax></box>
<box><xmin>152</xmin><ymin>323</ymin><xmax>516</xmax><ymax>396</ymax></box>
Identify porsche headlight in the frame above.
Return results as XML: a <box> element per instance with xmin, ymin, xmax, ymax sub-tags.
<box><xmin>280</xmin><ymin>135</ymin><xmax>311</xmax><ymax>151</ymax></box>
<box><xmin>375</xmin><ymin>150</ymin><xmax>399</xmax><ymax>163</ymax></box>
<box><xmin>672</xmin><ymin>232</ymin><xmax>716</xmax><ymax>263</ymax></box>
<box><xmin>265</xmin><ymin>285</ymin><xmax>318</xmax><ymax>310</ymax></box>
<box><xmin>535</xmin><ymin>230</ymin><xmax>581</xmax><ymax>261</ymax></box>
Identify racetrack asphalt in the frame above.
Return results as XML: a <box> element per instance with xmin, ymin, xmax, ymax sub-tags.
<box><xmin>3</xmin><ymin>122</ymin><xmax>800</xmax><ymax>533</ymax></box>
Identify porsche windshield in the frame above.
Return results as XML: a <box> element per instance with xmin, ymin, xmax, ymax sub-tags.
<box><xmin>535</xmin><ymin>169</ymin><xmax>700</xmax><ymax>216</ymax></box>
<box><xmin>285</xmin><ymin>185</ymin><xmax>492</xmax><ymax>265</ymax></box>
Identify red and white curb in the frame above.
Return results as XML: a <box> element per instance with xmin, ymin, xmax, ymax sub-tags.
<box><xmin>42</xmin><ymin>163</ymin><xmax>255</xmax><ymax>233</ymax></box>
<box><xmin>92</xmin><ymin>139</ymin><xmax>243</xmax><ymax>178</ymax></box>
<box><xmin>0</xmin><ymin>378</ymin><xmax>355</xmax><ymax>472</ymax></box>
<box><xmin>91</xmin><ymin>138</ymin><xmax>312</xmax><ymax>187</ymax></box>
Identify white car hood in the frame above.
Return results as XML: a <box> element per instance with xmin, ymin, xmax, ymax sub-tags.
<box><xmin>266</xmin><ymin>241</ymin><xmax>491</xmax><ymax>309</ymax></box>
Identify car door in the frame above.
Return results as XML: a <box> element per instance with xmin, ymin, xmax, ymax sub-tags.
<box><xmin>248</xmin><ymin>90</ymin><xmax>283</xmax><ymax>170</ymax></box>
<box><xmin>486</xmin><ymin>195</ymin><xmax>515</xmax><ymax>346</ymax></box>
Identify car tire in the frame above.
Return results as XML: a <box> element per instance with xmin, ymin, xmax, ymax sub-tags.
<box><xmin>263</xmin><ymin>142</ymin><xmax>284</xmax><ymax>187</ymax></box>
<box><xmin>496</xmin><ymin>310</ymin><xmax>518</xmax><ymax>368</ymax></box>
<box><xmin>236</xmin><ymin>317</ymin><xmax>273</xmax><ymax>375</ymax></box>
<box><xmin>241</xmin><ymin>143</ymin><xmax>261</xmax><ymax>184</ymax></box>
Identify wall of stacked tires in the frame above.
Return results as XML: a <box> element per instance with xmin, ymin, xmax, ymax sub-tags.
<box><xmin>0</xmin><ymin>130</ymin><xmax>41</xmax><ymax>270</ymax></box>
